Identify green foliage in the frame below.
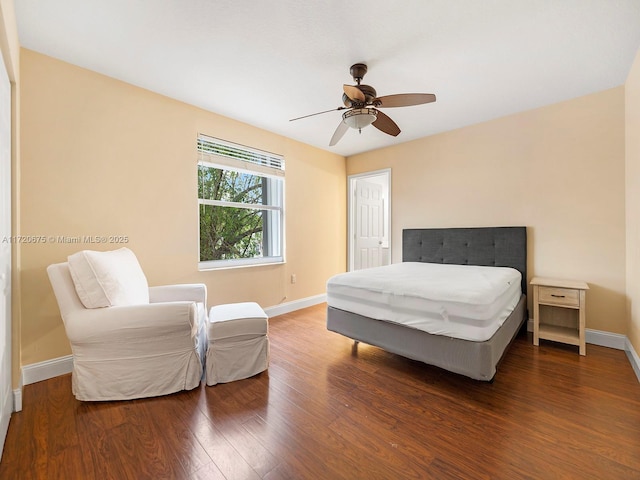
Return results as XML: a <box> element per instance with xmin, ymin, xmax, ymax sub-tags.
<box><xmin>199</xmin><ymin>165</ymin><xmax>265</xmax><ymax>261</ymax></box>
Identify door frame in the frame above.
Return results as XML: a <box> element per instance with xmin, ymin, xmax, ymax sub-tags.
<box><xmin>0</xmin><ymin>43</ymin><xmax>11</xmax><ymax>460</ymax></box>
<box><xmin>347</xmin><ymin>168</ymin><xmax>391</xmax><ymax>272</ymax></box>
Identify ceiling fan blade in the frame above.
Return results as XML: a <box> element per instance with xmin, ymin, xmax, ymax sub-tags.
<box><xmin>329</xmin><ymin>121</ymin><xmax>349</xmax><ymax>146</ymax></box>
<box><xmin>290</xmin><ymin>106</ymin><xmax>346</xmax><ymax>122</ymax></box>
<box><xmin>343</xmin><ymin>85</ymin><xmax>366</xmax><ymax>103</ymax></box>
<box><xmin>375</xmin><ymin>93</ymin><xmax>436</xmax><ymax>108</ymax></box>
<box><xmin>372</xmin><ymin>110</ymin><xmax>401</xmax><ymax>137</ymax></box>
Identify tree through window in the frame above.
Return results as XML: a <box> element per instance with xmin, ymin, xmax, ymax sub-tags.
<box><xmin>197</xmin><ymin>135</ymin><xmax>284</xmax><ymax>268</ymax></box>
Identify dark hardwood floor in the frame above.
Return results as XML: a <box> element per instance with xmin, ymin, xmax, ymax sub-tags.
<box><xmin>2</xmin><ymin>303</ymin><xmax>640</xmax><ymax>479</ymax></box>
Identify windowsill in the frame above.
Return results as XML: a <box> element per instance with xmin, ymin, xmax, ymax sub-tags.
<box><xmin>198</xmin><ymin>258</ymin><xmax>285</xmax><ymax>271</ymax></box>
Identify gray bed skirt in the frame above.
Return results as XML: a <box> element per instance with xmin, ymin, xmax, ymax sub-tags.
<box><xmin>327</xmin><ymin>294</ymin><xmax>527</xmax><ymax>381</ymax></box>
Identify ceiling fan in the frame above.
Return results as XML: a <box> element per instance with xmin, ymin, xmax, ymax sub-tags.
<box><xmin>290</xmin><ymin>63</ymin><xmax>436</xmax><ymax>146</ymax></box>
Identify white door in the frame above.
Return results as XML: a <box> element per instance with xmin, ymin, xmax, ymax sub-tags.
<box><xmin>354</xmin><ymin>180</ymin><xmax>384</xmax><ymax>270</ymax></box>
<box><xmin>0</xmin><ymin>46</ymin><xmax>11</xmax><ymax>459</ymax></box>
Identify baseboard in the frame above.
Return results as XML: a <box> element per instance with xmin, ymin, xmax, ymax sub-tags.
<box><xmin>264</xmin><ymin>293</ymin><xmax>326</xmax><ymax>318</ymax></box>
<box><xmin>585</xmin><ymin>328</ymin><xmax>628</xmax><ymax>350</ymax></box>
<box><xmin>12</xmin><ymin>374</ymin><xmax>22</xmax><ymax>412</ymax></box>
<box><xmin>12</xmin><ymin>387</ymin><xmax>21</xmax><ymax>412</ymax></box>
<box><xmin>0</xmin><ymin>382</ymin><xmax>11</xmax><ymax>458</ymax></box>
<box><xmin>22</xmin><ymin>355</ymin><xmax>73</xmax><ymax>386</ymax></box>
<box><xmin>526</xmin><ymin>320</ymin><xmax>627</xmax><ymax>350</ymax></box>
<box><xmin>625</xmin><ymin>338</ymin><xmax>640</xmax><ymax>383</ymax></box>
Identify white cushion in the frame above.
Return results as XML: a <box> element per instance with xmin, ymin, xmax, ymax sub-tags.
<box><xmin>208</xmin><ymin>302</ymin><xmax>268</xmax><ymax>341</ymax></box>
<box><xmin>67</xmin><ymin>248</ymin><xmax>149</xmax><ymax>308</ymax></box>
<box><xmin>209</xmin><ymin>302</ymin><xmax>268</xmax><ymax>323</ymax></box>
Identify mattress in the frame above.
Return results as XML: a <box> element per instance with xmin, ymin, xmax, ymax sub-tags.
<box><xmin>326</xmin><ymin>262</ymin><xmax>522</xmax><ymax>342</ymax></box>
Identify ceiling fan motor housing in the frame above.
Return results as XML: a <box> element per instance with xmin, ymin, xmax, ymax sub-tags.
<box><xmin>357</xmin><ymin>84</ymin><xmax>377</xmax><ymax>103</ymax></box>
<box><xmin>342</xmin><ymin>84</ymin><xmax>378</xmax><ymax>107</ymax></box>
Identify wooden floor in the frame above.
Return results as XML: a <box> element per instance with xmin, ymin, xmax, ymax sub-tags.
<box><xmin>2</xmin><ymin>304</ymin><xmax>640</xmax><ymax>479</ymax></box>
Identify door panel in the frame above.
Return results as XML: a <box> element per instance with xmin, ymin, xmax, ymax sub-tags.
<box><xmin>354</xmin><ymin>180</ymin><xmax>383</xmax><ymax>270</ymax></box>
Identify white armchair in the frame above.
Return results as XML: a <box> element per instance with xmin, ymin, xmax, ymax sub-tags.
<box><xmin>46</xmin><ymin>248</ymin><xmax>207</xmax><ymax>401</ymax></box>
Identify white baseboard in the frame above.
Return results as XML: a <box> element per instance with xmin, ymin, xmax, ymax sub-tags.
<box><xmin>12</xmin><ymin>387</ymin><xmax>21</xmax><ymax>412</ymax></box>
<box><xmin>13</xmin><ymin>355</ymin><xmax>73</xmax><ymax>412</ymax></box>
<box><xmin>585</xmin><ymin>328</ymin><xmax>628</xmax><ymax>350</ymax></box>
<box><xmin>0</xmin><ymin>381</ymin><xmax>12</xmax><ymax>458</ymax></box>
<box><xmin>625</xmin><ymin>338</ymin><xmax>640</xmax><ymax>383</ymax></box>
<box><xmin>264</xmin><ymin>293</ymin><xmax>326</xmax><ymax>318</ymax></box>
<box><xmin>22</xmin><ymin>355</ymin><xmax>73</xmax><ymax>386</ymax></box>
<box><xmin>17</xmin><ymin>356</ymin><xmax>73</xmax><ymax>408</ymax></box>
<box><xmin>12</xmin><ymin>374</ymin><xmax>22</xmax><ymax>412</ymax></box>
<box><xmin>526</xmin><ymin>319</ymin><xmax>627</xmax><ymax>349</ymax></box>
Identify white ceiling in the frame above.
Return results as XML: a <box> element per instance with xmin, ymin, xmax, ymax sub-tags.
<box><xmin>15</xmin><ymin>0</ymin><xmax>640</xmax><ymax>157</ymax></box>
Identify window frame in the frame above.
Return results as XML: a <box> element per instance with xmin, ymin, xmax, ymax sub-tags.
<box><xmin>197</xmin><ymin>136</ymin><xmax>285</xmax><ymax>270</ymax></box>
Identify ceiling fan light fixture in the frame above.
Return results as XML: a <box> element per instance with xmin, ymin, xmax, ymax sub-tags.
<box><xmin>343</xmin><ymin>108</ymin><xmax>378</xmax><ymax>130</ymax></box>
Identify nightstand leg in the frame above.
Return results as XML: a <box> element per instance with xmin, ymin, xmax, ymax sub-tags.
<box><xmin>579</xmin><ymin>290</ymin><xmax>586</xmax><ymax>355</ymax></box>
<box><xmin>533</xmin><ymin>285</ymin><xmax>539</xmax><ymax>346</ymax></box>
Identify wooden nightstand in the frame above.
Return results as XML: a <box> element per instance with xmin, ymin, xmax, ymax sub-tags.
<box><xmin>531</xmin><ymin>277</ymin><xmax>589</xmax><ymax>355</ymax></box>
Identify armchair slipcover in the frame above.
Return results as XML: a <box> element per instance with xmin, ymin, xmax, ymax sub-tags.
<box><xmin>47</xmin><ymin>260</ymin><xmax>207</xmax><ymax>401</ymax></box>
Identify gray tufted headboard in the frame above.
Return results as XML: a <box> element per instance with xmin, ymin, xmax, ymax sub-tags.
<box><xmin>402</xmin><ymin>226</ymin><xmax>527</xmax><ymax>295</ymax></box>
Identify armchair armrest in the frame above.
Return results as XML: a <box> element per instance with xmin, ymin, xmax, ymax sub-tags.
<box><xmin>65</xmin><ymin>301</ymin><xmax>198</xmax><ymax>345</ymax></box>
<box><xmin>149</xmin><ymin>284</ymin><xmax>207</xmax><ymax>305</ymax></box>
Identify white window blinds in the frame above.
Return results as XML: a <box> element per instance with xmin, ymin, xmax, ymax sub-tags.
<box><xmin>197</xmin><ymin>134</ymin><xmax>284</xmax><ymax>177</ymax></box>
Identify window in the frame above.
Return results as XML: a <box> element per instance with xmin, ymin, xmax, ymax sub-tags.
<box><xmin>197</xmin><ymin>135</ymin><xmax>284</xmax><ymax>268</ymax></box>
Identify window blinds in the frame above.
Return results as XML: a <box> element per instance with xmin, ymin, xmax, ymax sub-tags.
<box><xmin>197</xmin><ymin>134</ymin><xmax>285</xmax><ymax>177</ymax></box>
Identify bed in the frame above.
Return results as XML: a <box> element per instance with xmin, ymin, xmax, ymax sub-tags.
<box><xmin>326</xmin><ymin>226</ymin><xmax>527</xmax><ymax>381</ymax></box>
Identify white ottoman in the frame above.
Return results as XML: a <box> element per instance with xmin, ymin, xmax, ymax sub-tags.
<box><xmin>205</xmin><ymin>302</ymin><xmax>269</xmax><ymax>386</ymax></box>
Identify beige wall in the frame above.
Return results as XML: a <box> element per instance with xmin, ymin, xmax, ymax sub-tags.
<box><xmin>626</xmin><ymin>47</ymin><xmax>640</xmax><ymax>354</ymax></box>
<box><xmin>347</xmin><ymin>87</ymin><xmax>626</xmax><ymax>334</ymax></box>
<box><xmin>19</xmin><ymin>49</ymin><xmax>346</xmax><ymax>366</ymax></box>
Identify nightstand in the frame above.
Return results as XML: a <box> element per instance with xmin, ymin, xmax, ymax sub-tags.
<box><xmin>531</xmin><ymin>277</ymin><xmax>589</xmax><ymax>355</ymax></box>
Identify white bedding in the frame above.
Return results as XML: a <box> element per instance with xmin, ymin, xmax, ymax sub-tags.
<box><xmin>326</xmin><ymin>262</ymin><xmax>522</xmax><ymax>342</ymax></box>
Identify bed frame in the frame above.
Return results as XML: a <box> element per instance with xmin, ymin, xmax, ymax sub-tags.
<box><xmin>326</xmin><ymin>226</ymin><xmax>527</xmax><ymax>381</ymax></box>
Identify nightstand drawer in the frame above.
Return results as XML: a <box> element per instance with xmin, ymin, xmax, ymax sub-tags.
<box><xmin>538</xmin><ymin>286</ymin><xmax>580</xmax><ymax>307</ymax></box>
